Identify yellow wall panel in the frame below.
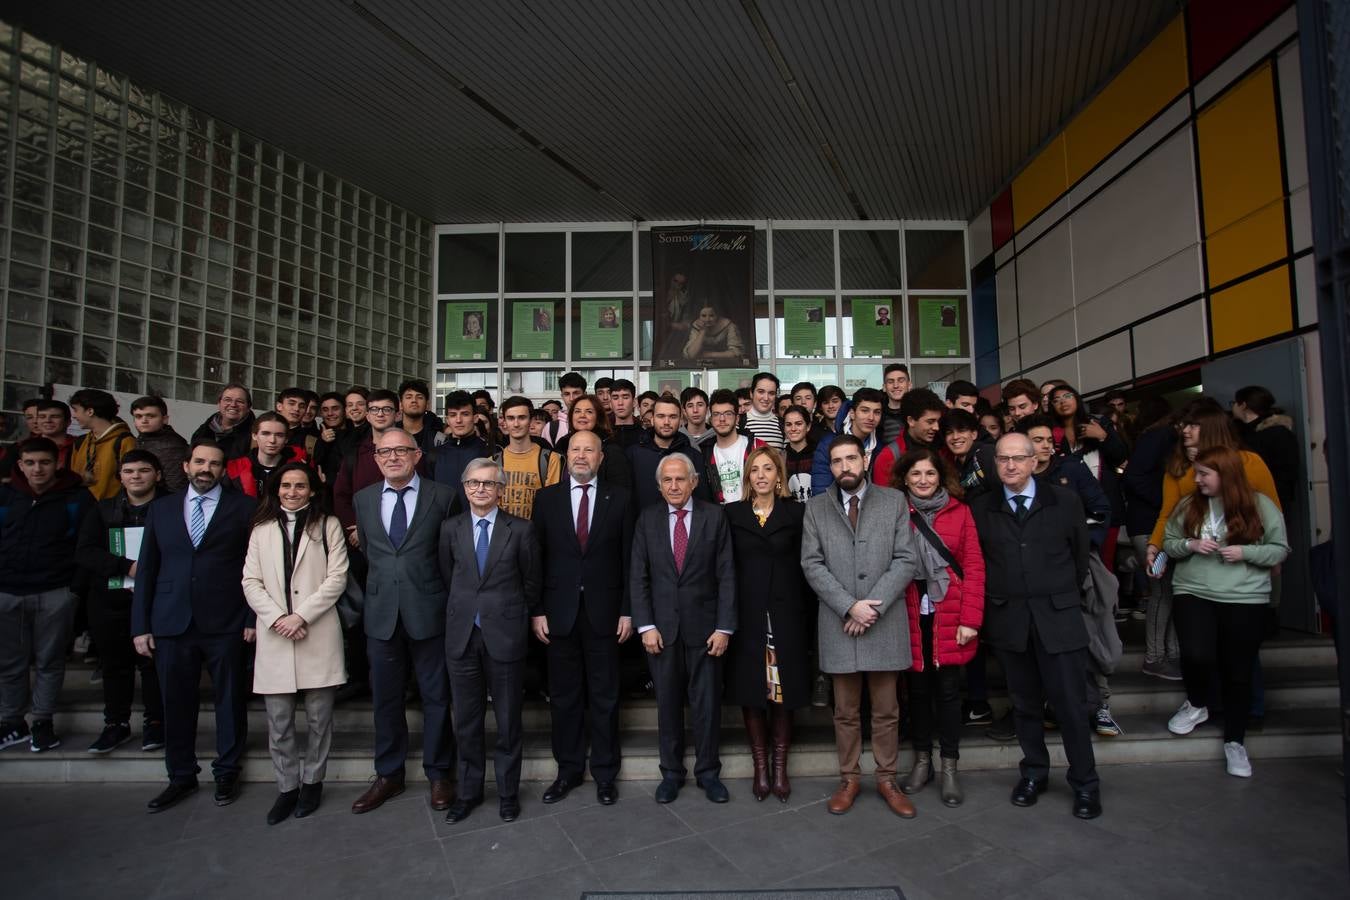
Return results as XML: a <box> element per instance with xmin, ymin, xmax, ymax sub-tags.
<box><xmin>1205</xmin><ymin>201</ymin><xmax>1287</xmax><ymax>287</ymax></box>
<box><xmin>1065</xmin><ymin>16</ymin><xmax>1189</xmax><ymax>184</ymax></box>
<box><xmin>1011</xmin><ymin>135</ymin><xmax>1067</xmax><ymax>232</ymax></box>
<box><xmin>1197</xmin><ymin>64</ymin><xmax>1284</xmax><ymax>236</ymax></box>
<box><xmin>1210</xmin><ymin>265</ymin><xmax>1292</xmax><ymax>352</ymax></box>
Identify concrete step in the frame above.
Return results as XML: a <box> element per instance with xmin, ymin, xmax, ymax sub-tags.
<box><xmin>5</xmin><ymin>707</ymin><xmax>1337</xmax><ymax>784</ymax></box>
<box><xmin>51</xmin><ymin>661</ymin><xmax>1340</xmax><ymax>736</ymax></box>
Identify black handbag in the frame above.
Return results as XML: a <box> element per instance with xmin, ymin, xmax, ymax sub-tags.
<box><xmin>909</xmin><ymin>510</ymin><xmax>963</xmax><ymax>580</ymax></box>
<box><xmin>317</xmin><ymin>521</ymin><xmax>365</xmax><ymax>629</ymax></box>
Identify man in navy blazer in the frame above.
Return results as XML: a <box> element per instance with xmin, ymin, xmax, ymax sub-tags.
<box><xmin>631</xmin><ymin>453</ymin><xmax>736</xmax><ymax>804</ymax></box>
<box><xmin>530</xmin><ymin>430</ymin><xmax>636</xmax><ymax>806</ymax></box>
<box><xmin>132</xmin><ymin>439</ymin><xmax>255</xmax><ymax>813</ymax></box>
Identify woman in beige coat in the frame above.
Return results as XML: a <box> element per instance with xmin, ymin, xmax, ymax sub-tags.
<box><xmin>242</xmin><ymin>462</ymin><xmax>349</xmax><ymax>825</ymax></box>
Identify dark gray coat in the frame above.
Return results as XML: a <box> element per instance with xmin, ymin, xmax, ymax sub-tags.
<box><xmin>801</xmin><ymin>483</ymin><xmax>917</xmax><ymax>673</ymax></box>
<box><xmin>630</xmin><ymin>498</ymin><xmax>736</xmax><ymax>644</ymax></box>
<box><xmin>439</xmin><ymin>509</ymin><xmax>542</xmax><ymax>663</ymax></box>
<box><xmin>354</xmin><ymin>478</ymin><xmax>455</xmax><ymax>641</ymax></box>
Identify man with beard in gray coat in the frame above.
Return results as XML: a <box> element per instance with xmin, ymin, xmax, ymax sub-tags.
<box><xmin>801</xmin><ymin>434</ymin><xmax>919</xmax><ymax>819</ymax></box>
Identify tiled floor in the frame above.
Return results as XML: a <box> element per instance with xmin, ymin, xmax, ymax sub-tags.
<box><xmin>4</xmin><ymin>759</ymin><xmax>1346</xmax><ymax>899</ymax></box>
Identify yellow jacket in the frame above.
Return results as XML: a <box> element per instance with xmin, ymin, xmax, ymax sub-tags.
<box><xmin>73</xmin><ymin>420</ymin><xmax>136</xmax><ymax>501</ymax></box>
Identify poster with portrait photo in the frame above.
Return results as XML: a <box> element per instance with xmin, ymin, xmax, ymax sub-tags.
<box><xmin>650</xmin><ymin>226</ymin><xmax>757</xmax><ymax>370</ymax></box>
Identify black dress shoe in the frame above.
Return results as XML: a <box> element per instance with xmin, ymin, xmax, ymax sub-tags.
<box><xmin>596</xmin><ymin>782</ymin><xmax>618</xmax><ymax>805</ymax></box>
<box><xmin>214</xmin><ymin>775</ymin><xmax>241</xmax><ymax>806</ymax></box>
<box><xmin>445</xmin><ymin>795</ymin><xmax>482</xmax><ymax>824</ymax></box>
<box><xmin>1010</xmin><ymin>777</ymin><xmax>1048</xmax><ymax>807</ymax></box>
<box><xmin>499</xmin><ymin>795</ymin><xmax>521</xmax><ymax>821</ymax></box>
<box><xmin>147</xmin><ymin>781</ymin><xmax>197</xmax><ymax>813</ymax></box>
<box><xmin>541</xmin><ymin>775</ymin><xmax>583</xmax><ymax>804</ymax></box>
<box><xmin>697</xmin><ymin>777</ymin><xmax>730</xmax><ymax>804</ymax></box>
<box><xmin>1072</xmin><ymin>790</ymin><xmax>1102</xmax><ymax>819</ymax></box>
<box><xmin>294</xmin><ymin>782</ymin><xmax>323</xmax><ymax>818</ymax></box>
<box><xmin>267</xmin><ymin>789</ymin><xmax>299</xmax><ymax>825</ymax></box>
<box><xmin>654</xmin><ymin>776</ymin><xmax>683</xmax><ymax>804</ymax></box>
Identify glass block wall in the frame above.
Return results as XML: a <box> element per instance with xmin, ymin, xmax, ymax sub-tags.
<box><xmin>0</xmin><ymin>22</ymin><xmax>432</xmax><ymax>417</ymax></box>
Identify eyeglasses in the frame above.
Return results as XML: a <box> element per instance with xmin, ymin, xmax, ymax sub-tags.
<box><xmin>367</xmin><ymin>405</ymin><xmax>397</xmax><ymax>415</ymax></box>
<box><xmin>1050</xmin><ymin>393</ymin><xmax>1075</xmax><ymax>404</ymax></box>
<box><xmin>710</xmin><ymin>410</ymin><xmax>737</xmax><ymax>419</ymax></box>
<box><xmin>373</xmin><ymin>446</ymin><xmax>416</xmax><ymax>459</ymax></box>
<box><xmin>994</xmin><ymin>454</ymin><xmax>1034</xmax><ymax>465</ymax></box>
<box><xmin>463</xmin><ymin>479</ymin><xmax>500</xmax><ymax>491</ymax></box>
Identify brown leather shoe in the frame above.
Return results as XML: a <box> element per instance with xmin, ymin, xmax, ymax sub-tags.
<box><xmin>351</xmin><ymin>775</ymin><xmax>405</xmax><ymax>814</ymax></box>
<box><xmin>429</xmin><ymin>779</ymin><xmax>454</xmax><ymax>811</ymax></box>
<box><xmin>827</xmin><ymin>779</ymin><xmax>861</xmax><ymax>815</ymax></box>
<box><xmin>878</xmin><ymin>778</ymin><xmax>917</xmax><ymax>819</ymax></box>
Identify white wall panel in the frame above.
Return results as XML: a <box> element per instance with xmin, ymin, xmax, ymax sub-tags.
<box><xmin>1278</xmin><ymin>42</ymin><xmax>1309</xmax><ymax>192</ymax></box>
<box><xmin>1019</xmin><ymin>309</ymin><xmax>1077</xmax><ymax>372</ymax></box>
<box><xmin>1074</xmin><ymin>246</ymin><xmax>1204</xmax><ymax>341</ymax></box>
<box><xmin>1077</xmin><ymin>332</ymin><xmax>1132</xmax><ymax>392</ymax></box>
<box><xmin>996</xmin><ymin>263</ymin><xmax>1019</xmax><ymax>342</ymax></box>
<box><xmin>1069</xmin><ymin>98</ymin><xmax>1190</xmax><ymax>206</ymax></box>
<box><xmin>999</xmin><ymin>340</ymin><xmax>1021</xmax><ymax>379</ymax></box>
<box><xmin>1132</xmin><ymin>299</ymin><xmax>1207</xmax><ymax>375</ymax></box>
<box><xmin>1024</xmin><ymin>358</ymin><xmax>1080</xmax><ymax>393</ymax></box>
<box><xmin>968</xmin><ymin>208</ymin><xmax>993</xmax><ymax>265</ymax></box>
<box><xmin>1295</xmin><ymin>251</ymin><xmax>1317</xmax><ymax>328</ymax></box>
<box><xmin>1015</xmin><ymin>196</ymin><xmax>1069</xmax><ymax>254</ymax></box>
<box><xmin>1289</xmin><ymin>186</ymin><xmax>1312</xmax><ymax>252</ymax></box>
<box><xmin>1071</xmin><ymin>130</ymin><xmax>1199</xmax><ymax>304</ymax></box>
<box><xmin>995</xmin><ymin>242</ymin><xmax>1015</xmax><ymax>269</ymax></box>
<box><xmin>1014</xmin><ymin>221</ymin><xmax>1073</xmax><ymax>331</ymax></box>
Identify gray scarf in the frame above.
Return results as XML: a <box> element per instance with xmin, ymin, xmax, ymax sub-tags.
<box><xmin>909</xmin><ymin>489</ymin><xmax>952</xmax><ymax>603</ymax></box>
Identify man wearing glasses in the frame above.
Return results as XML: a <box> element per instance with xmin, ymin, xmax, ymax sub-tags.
<box><xmin>438</xmin><ymin>459</ymin><xmax>542</xmax><ymax>824</ymax></box>
<box><xmin>334</xmin><ymin>389</ymin><xmax>422</xmax><ymax>546</ymax></box>
<box><xmin>349</xmin><ymin>428</ymin><xmax>457</xmax><ymax>816</ymax></box>
<box><xmin>970</xmin><ymin>433</ymin><xmax>1101</xmax><ymax>820</ymax></box>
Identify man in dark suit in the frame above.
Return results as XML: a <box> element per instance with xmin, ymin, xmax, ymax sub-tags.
<box><xmin>971</xmin><ymin>433</ymin><xmax>1101</xmax><ymax>819</ymax></box>
<box><xmin>132</xmin><ymin>439</ymin><xmax>254</xmax><ymax>812</ymax></box>
<box><xmin>350</xmin><ymin>428</ymin><xmax>456</xmax><ymax>815</ymax></box>
<box><xmin>439</xmin><ymin>458</ymin><xmax>542</xmax><ymax>824</ymax></box>
<box><xmin>631</xmin><ymin>454</ymin><xmax>736</xmax><ymax>804</ymax></box>
<box><xmin>531</xmin><ymin>430</ymin><xmax>636</xmax><ymax>806</ymax></box>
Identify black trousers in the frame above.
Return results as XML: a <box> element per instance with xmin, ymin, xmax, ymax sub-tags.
<box><xmin>155</xmin><ymin>625</ymin><xmax>246</xmax><ymax>783</ymax></box>
<box><xmin>648</xmin><ymin>632</ymin><xmax>722</xmax><ymax>782</ymax></box>
<box><xmin>88</xmin><ymin>589</ymin><xmax>162</xmax><ymax>725</ymax></box>
<box><xmin>907</xmin><ymin>613</ymin><xmax>962</xmax><ymax>760</ymax></box>
<box><xmin>547</xmin><ymin>610</ymin><xmax>621</xmax><ymax>783</ymax></box>
<box><xmin>1173</xmin><ymin>593</ymin><xmax>1266</xmax><ymax>744</ymax></box>
<box><xmin>448</xmin><ymin>626</ymin><xmax>525</xmax><ymax>799</ymax></box>
<box><xmin>994</xmin><ymin>627</ymin><xmax>1099</xmax><ymax>794</ymax></box>
<box><xmin>368</xmin><ymin>618</ymin><xmax>454</xmax><ymax>780</ymax></box>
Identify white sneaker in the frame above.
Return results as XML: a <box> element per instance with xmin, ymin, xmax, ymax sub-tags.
<box><xmin>1224</xmin><ymin>741</ymin><xmax>1252</xmax><ymax>777</ymax></box>
<box><xmin>1167</xmin><ymin>700</ymin><xmax>1209</xmax><ymax>735</ymax></box>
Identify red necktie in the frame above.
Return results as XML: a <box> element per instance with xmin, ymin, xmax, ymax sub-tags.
<box><xmin>576</xmin><ymin>483</ymin><xmax>590</xmax><ymax>551</ymax></box>
<box><xmin>848</xmin><ymin>495</ymin><xmax>859</xmax><ymax>531</ymax></box>
<box><xmin>673</xmin><ymin>508</ymin><xmax>688</xmax><ymax>573</ymax></box>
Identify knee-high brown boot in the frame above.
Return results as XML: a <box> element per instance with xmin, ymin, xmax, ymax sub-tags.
<box><xmin>769</xmin><ymin>704</ymin><xmax>793</xmax><ymax>802</ymax></box>
<box><xmin>742</xmin><ymin>707</ymin><xmax>771</xmax><ymax>801</ymax></box>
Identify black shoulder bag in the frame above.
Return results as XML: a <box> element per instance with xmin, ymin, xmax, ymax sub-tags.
<box><xmin>909</xmin><ymin>510</ymin><xmax>963</xmax><ymax>580</ymax></box>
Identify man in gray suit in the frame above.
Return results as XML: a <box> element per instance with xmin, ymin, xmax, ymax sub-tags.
<box><xmin>801</xmin><ymin>434</ymin><xmax>919</xmax><ymax>818</ymax></box>
<box><xmin>350</xmin><ymin>428</ymin><xmax>456</xmax><ymax>815</ymax></box>
<box><xmin>631</xmin><ymin>454</ymin><xmax>736</xmax><ymax>804</ymax></box>
<box><xmin>439</xmin><ymin>457</ymin><xmax>542</xmax><ymax>825</ymax></box>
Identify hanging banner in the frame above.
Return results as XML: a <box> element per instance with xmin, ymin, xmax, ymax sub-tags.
<box><xmin>511</xmin><ymin>301</ymin><xmax>554</xmax><ymax>360</ymax></box>
<box><xmin>916</xmin><ymin>298</ymin><xmax>962</xmax><ymax>357</ymax></box>
<box><xmin>782</xmin><ymin>297</ymin><xmax>827</xmax><ymax>356</ymax></box>
<box><xmin>851</xmin><ymin>297</ymin><xmax>896</xmax><ymax>356</ymax></box>
<box><xmin>650</xmin><ymin>226</ymin><xmax>757</xmax><ymax>370</ymax></box>
<box><xmin>579</xmin><ymin>300</ymin><xmax>624</xmax><ymax>360</ymax></box>
<box><xmin>442</xmin><ymin>300</ymin><xmax>489</xmax><ymax>361</ymax></box>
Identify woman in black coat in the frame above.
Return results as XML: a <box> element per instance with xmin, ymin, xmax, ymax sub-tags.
<box><xmin>724</xmin><ymin>447</ymin><xmax>812</xmax><ymax>803</ymax></box>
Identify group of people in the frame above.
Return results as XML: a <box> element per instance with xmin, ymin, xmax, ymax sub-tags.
<box><xmin>0</xmin><ymin>364</ymin><xmax>1303</xmax><ymax>828</ymax></box>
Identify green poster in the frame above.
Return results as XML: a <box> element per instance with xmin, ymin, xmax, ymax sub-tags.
<box><xmin>511</xmin><ymin>302</ymin><xmax>554</xmax><ymax>360</ymax></box>
<box><xmin>579</xmin><ymin>300</ymin><xmax>624</xmax><ymax>360</ymax></box>
<box><xmin>851</xmin><ymin>297</ymin><xmax>896</xmax><ymax>355</ymax></box>
<box><xmin>782</xmin><ymin>297</ymin><xmax>827</xmax><ymax>356</ymax></box>
<box><xmin>917</xmin><ymin>298</ymin><xmax>962</xmax><ymax>357</ymax></box>
<box><xmin>717</xmin><ymin>369</ymin><xmax>756</xmax><ymax>391</ymax></box>
<box><xmin>653</xmin><ymin>372</ymin><xmax>690</xmax><ymax>398</ymax></box>
<box><xmin>442</xmin><ymin>301</ymin><xmax>489</xmax><ymax>361</ymax></box>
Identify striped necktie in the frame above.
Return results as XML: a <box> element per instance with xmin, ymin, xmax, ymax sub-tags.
<box><xmin>189</xmin><ymin>495</ymin><xmax>207</xmax><ymax>547</ymax></box>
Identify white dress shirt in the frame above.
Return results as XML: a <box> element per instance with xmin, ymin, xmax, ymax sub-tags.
<box><xmin>379</xmin><ymin>473</ymin><xmax>421</xmax><ymax>535</ymax></box>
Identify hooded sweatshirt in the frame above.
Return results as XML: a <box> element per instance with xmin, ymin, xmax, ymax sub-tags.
<box><xmin>73</xmin><ymin>420</ymin><xmax>136</xmax><ymax>501</ymax></box>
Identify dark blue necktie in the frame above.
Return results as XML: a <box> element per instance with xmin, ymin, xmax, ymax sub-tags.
<box><xmin>1013</xmin><ymin>494</ymin><xmax>1029</xmax><ymax>522</ymax></box>
<box><xmin>475</xmin><ymin>518</ymin><xmax>490</xmax><ymax>576</ymax></box>
<box><xmin>387</xmin><ymin>486</ymin><xmax>411</xmax><ymax>548</ymax></box>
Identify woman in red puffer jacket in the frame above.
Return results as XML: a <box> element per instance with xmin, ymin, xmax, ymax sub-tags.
<box><xmin>891</xmin><ymin>447</ymin><xmax>985</xmax><ymax>807</ymax></box>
